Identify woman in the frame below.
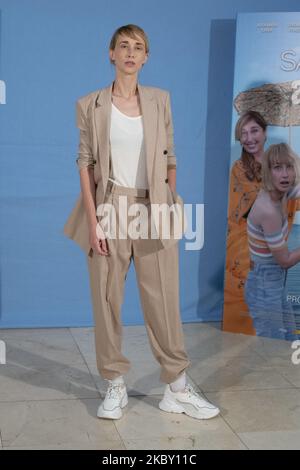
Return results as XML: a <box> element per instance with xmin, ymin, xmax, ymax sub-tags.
<box><xmin>245</xmin><ymin>143</ymin><xmax>300</xmax><ymax>340</ymax></box>
<box><xmin>223</xmin><ymin>111</ymin><xmax>300</xmax><ymax>335</ymax></box>
<box><xmin>64</xmin><ymin>24</ymin><xmax>219</xmax><ymax>420</ymax></box>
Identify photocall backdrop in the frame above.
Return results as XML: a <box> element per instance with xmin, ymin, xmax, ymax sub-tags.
<box><xmin>0</xmin><ymin>0</ymin><xmax>300</xmax><ymax>327</ymax></box>
<box><xmin>223</xmin><ymin>12</ymin><xmax>300</xmax><ymax>335</ymax></box>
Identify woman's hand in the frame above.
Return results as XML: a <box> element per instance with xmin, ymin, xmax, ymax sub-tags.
<box><xmin>89</xmin><ymin>223</ymin><xmax>109</xmax><ymax>256</ymax></box>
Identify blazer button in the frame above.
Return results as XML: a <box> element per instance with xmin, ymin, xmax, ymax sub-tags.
<box><xmin>163</xmin><ymin>150</ymin><xmax>168</xmax><ymax>155</ymax></box>
<box><xmin>165</xmin><ymin>178</ymin><xmax>168</xmax><ymax>183</ymax></box>
<box><xmin>93</xmin><ymin>159</ymin><xmax>97</xmax><ymax>164</ymax></box>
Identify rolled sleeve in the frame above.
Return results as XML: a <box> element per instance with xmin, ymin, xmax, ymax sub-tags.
<box><xmin>164</xmin><ymin>92</ymin><xmax>177</xmax><ymax>169</ymax></box>
<box><xmin>75</xmin><ymin>100</ymin><xmax>95</xmax><ymax>171</ymax></box>
<box><xmin>167</xmin><ymin>159</ymin><xmax>177</xmax><ymax>170</ymax></box>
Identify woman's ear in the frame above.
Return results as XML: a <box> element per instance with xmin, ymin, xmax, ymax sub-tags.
<box><xmin>109</xmin><ymin>49</ymin><xmax>115</xmax><ymax>64</ymax></box>
<box><xmin>142</xmin><ymin>52</ymin><xmax>149</xmax><ymax>65</ymax></box>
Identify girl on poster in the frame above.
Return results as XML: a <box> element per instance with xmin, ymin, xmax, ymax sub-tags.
<box><xmin>245</xmin><ymin>143</ymin><xmax>300</xmax><ymax>339</ymax></box>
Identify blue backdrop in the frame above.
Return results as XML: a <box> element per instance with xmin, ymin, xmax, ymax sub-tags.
<box><xmin>0</xmin><ymin>0</ymin><xmax>299</xmax><ymax>327</ymax></box>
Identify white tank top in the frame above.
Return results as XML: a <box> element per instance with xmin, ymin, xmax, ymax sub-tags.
<box><xmin>109</xmin><ymin>103</ymin><xmax>148</xmax><ymax>189</ymax></box>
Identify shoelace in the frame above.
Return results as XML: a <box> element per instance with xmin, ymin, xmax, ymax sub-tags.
<box><xmin>184</xmin><ymin>384</ymin><xmax>203</xmax><ymax>399</ymax></box>
<box><xmin>184</xmin><ymin>384</ymin><xmax>216</xmax><ymax>409</ymax></box>
<box><xmin>107</xmin><ymin>383</ymin><xmax>125</xmax><ymax>399</ymax></box>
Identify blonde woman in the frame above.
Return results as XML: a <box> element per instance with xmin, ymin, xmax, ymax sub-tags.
<box><xmin>245</xmin><ymin>143</ymin><xmax>300</xmax><ymax>339</ymax></box>
<box><xmin>64</xmin><ymin>24</ymin><xmax>219</xmax><ymax>420</ymax></box>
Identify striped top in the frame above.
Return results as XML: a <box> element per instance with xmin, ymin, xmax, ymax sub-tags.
<box><xmin>247</xmin><ymin>216</ymin><xmax>289</xmax><ymax>259</ymax></box>
<box><xmin>289</xmin><ymin>184</ymin><xmax>300</xmax><ymax>200</ymax></box>
<box><xmin>247</xmin><ymin>183</ymin><xmax>300</xmax><ymax>260</ymax></box>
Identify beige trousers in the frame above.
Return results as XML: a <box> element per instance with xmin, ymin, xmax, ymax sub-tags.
<box><xmin>86</xmin><ymin>182</ymin><xmax>190</xmax><ymax>383</ymax></box>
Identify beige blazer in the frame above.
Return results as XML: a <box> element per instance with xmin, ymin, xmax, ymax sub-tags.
<box><xmin>63</xmin><ymin>82</ymin><xmax>184</xmax><ymax>256</ymax></box>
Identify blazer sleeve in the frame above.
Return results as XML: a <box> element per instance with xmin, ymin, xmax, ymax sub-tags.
<box><xmin>75</xmin><ymin>100</ymin><xmax>95</xmax><ymax>171</ymax></box>
<box><xmin>164</xmin><ymin>92</ymin><xmax>177</xmax><ymax>170</ymax></box>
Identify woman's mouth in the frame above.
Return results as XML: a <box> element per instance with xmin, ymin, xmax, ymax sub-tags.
<box><xmin>125</xmin><ymin>61</ymin><xmax>135</xmax><ymax>66</ymax></box>
<box><xmin>246</xmin><ymin>143</ymin><xmax>257</xmax><ymax>150</ymax></box>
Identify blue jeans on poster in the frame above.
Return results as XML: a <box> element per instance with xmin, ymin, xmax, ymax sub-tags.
<box><xmin>245</xmin><ymin>261</ymin><xmax>299</xmax><ymax>340</ymax></box>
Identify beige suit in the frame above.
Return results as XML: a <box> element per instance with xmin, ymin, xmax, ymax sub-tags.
<box><xmin>63</xmin><ymin>82</ymin><xmax>189</xmax><ymax>382</ymax></box>
<box><xmin>63</xmin><ymin>82</ymin><xmax>184</xmax><ymax>257</ymax></box>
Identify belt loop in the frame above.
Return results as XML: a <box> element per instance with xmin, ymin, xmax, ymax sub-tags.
<box><xmin>107</xmin><ymin>180</ymin><xmax>114</xmax><ymax>194</ymax></box>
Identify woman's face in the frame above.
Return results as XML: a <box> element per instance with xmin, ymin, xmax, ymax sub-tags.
<box><xmin>109</xmin><ymin>34</ymin><xmax>148</xmax><ymax>75</ymax></box>
<box><xmin>271</xmin><ymin>161</ymin><xmax>296</xmax><ymax>194</ymax></box>
<box><xmin>240</xmin><ymin>119</ymin><xmax>266</xmax><ymax>156</ymax></box>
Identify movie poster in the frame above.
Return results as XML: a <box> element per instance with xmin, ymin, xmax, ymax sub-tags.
<box><xmin>223</xmin><ymin>12</ymin><xmax>300</xmax><ymax>337</ymax></box>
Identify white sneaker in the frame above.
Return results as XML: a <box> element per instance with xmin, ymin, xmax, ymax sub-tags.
<box><xmin>159</xmin><ymin>384</ymin><xmax>220</xmax><ymax>420</ymax></box>
<box><xmin>97</xmin><ymin>382</ymin><xmax>128</xmax><ymax>420</ymax></box>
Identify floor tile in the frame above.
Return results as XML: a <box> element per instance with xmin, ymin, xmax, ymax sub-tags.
<box><xmin>183</xmin><ymin>325</ymin><xmax>263</xmax><ymax>360</ymax></box>
<box><xmin>188</xmin><ymin>355</ymin><xmax>293</xmax><ymax>392</ymax></box>
<box><xmin>238</xmin><ymin>430</ymin><xmax>300</xmax><ymax>450</ymax></box>
<box><xmin>251</xmin><ymin>336</ymin><xmax>298</xmax><ymax>359</ymax></box>
<box><xmin>0</xmin><ymin>399</ymin><xmax>123</xmax><ymax>449</ymax></box>
<box><xmin>124</xmin><ymin>434</ymin><xmax>247</xmax><ymax>450</ymax></box>
<box><xmin>205</xmin><ymin>389</ymin><xmax>300</xmax><ymax>434</ymax></box>
<box><xmin>115</xmin><ymin>395</ymin><xmax>233</xmax><ymax>442</ymax></box>
<box><xmin>1</xmin><ymin>329</ymin><xmax>85</xmax><ymax>365</ymax></box>
<box><xmin>0</xmin><ymin>359</ymin><xmax>100</xmax><ymax>401</ymax></box>
<box><xmin>255</xmin><ymin>354</ymin><xmax>300</xmax><ymax>388</ymax></box>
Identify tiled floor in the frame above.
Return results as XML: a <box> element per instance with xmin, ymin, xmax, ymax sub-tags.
<box><xmin>0</xmin><ymin>322</ymin><xmax>299</xmax><ymax>450</ymax></box>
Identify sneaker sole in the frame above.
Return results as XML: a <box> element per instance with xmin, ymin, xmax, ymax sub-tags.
<box><xmin>97</xmin><ymin>393</ymin><xmax>128</xmax><ymax>420</ymax></box>
<box><xmin>159</xmin><ymin>398</ymin><xmax>220</xmax><ymax>420</ymax></box>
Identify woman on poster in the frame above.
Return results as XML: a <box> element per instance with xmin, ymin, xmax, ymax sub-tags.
<box><xmin>245</xmin><ymin>143</ymin><xmax>300</xmax><ymax>339</ymax></box>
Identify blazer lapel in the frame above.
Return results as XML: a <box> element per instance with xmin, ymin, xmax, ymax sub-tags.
<box><xmin>94</xmin><ymin>84</ymin><xmax>113</xmax><ymax>188</ymax></box>
<box><xmin>138</xmin><ymin>84</ymin><xmax>157</xmax><ymax>188</ymax></box>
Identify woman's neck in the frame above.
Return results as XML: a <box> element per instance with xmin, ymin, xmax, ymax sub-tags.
<box><xmin>253</xmin><ymin>149</ymin><xmax>264</xmax><ymax>163</ymax></box>
<box><xmin>112</xmin><ymin>76</ymin><xmax>138</xmax><ymax>99</ymax></box>
<box><xmin>268</xmin><ymin>189</ymin><xmax>288</xmax><ymax>217</ymax></box>
<box><xmin>269</xmin><ymin>189</ymin><xmax>285</xmax><ymax>203</ymax></box>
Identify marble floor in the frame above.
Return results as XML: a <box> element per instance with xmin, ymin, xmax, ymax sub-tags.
<box><xmin>0</xmin><ymin>322</ymin><xmax>300</xmax><ymax>450</ymax></box>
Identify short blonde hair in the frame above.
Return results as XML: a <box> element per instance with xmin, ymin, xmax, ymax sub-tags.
<box><xmin>262</xmin><ymin>143</ymin><xmax>300</xmax><ymax>191</ymax></box>
<box><xmin>109</xmin><ymin>24</ymin><xmax>149</xmax><ymax>64</ymax></box>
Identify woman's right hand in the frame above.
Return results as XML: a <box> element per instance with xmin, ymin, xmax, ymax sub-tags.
<box><xmin>89</xmin><ymin>223</ymin><xmax>109</xmax><ymax>256</ymax></box>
